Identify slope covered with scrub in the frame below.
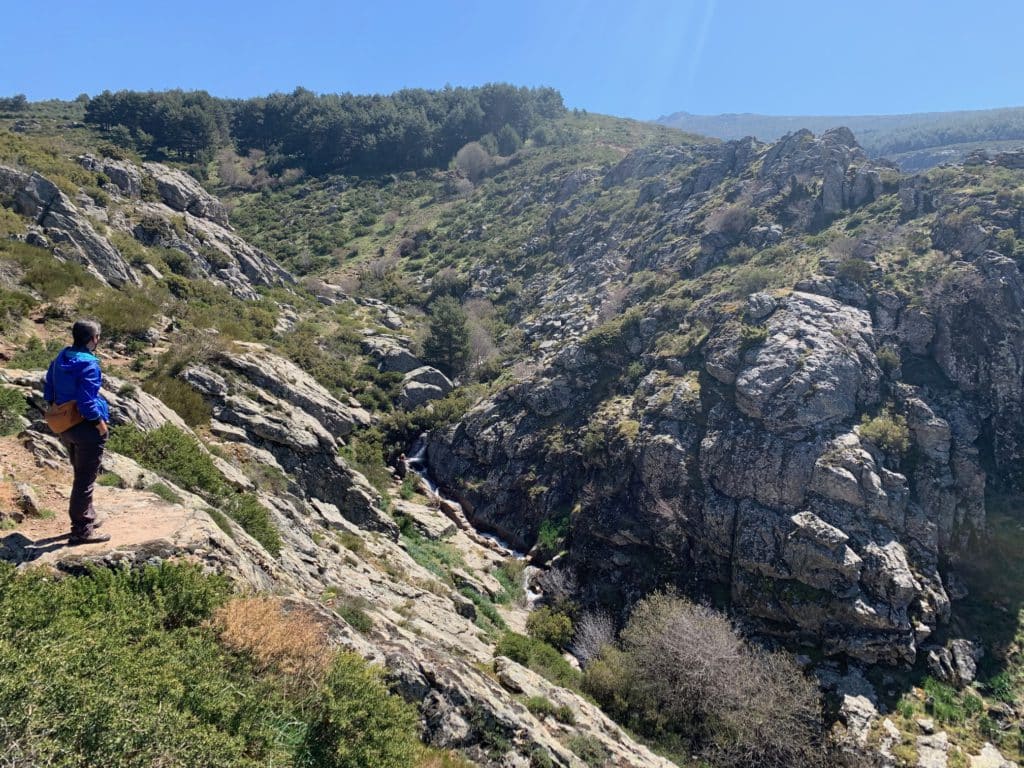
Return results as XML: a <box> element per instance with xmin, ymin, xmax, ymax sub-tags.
<box><xmin>2</xmin><ymin>89</ymin><xmax>1024</xmax><ymax>766</ymax></box>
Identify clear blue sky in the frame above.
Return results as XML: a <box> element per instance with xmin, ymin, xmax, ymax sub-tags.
<box><xmin>4</xmin><ymin>0</ymin><xmax>1022</xmax><ymax>119</ymax></box>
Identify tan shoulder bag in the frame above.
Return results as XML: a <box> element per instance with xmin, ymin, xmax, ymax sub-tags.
<box><xmin>45</xmin><ymin>400</ymin><xmax>85</xmax><ymax>434</ymax></box>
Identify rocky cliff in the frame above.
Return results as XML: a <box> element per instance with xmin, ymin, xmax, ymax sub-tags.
<box><xmin>427</xmin><ymin>128</ymin><xmax>1021</xmax><ymax>673</ymax></box>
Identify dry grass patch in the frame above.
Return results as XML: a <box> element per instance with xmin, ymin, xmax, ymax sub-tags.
<box><xmin>215</xmin><ymin>596</ymin><xmax>332</xmax><ymax>681</ymax></box>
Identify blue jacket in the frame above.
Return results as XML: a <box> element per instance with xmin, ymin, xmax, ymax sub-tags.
<box><xmin>44</xmin><ymin>347</ymin><xmax>110</xmax><ymax>423</ymax></box>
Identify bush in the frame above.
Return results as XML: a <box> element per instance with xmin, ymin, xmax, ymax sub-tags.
<box><xmin>460</xmin><ymin>586</ymin><xmax>507</xmax><ymax>631</ymax></box>
<box><xmin>97</xmin><ymin>471</ymin><xmax>124</xmax><ymax>488</ymax></box>
<box><xmin>585</xmin><ymin>591</ymin><xmax>826</xmax><ymax>768</ymax></box>
<box><xmin>0</xmin><ymin>385</ymin><xmax>27</xmax><ymax>436</ymax></box>
<box><xmin>525</xmin><ymin>696</ymin><xmax>575</xmax><ymax>725</ymax></box>
<box><xmin>216</xmin><ymin>596</ymin><xmax>331</xmax><ymax>678</ymax></box>
<box><xmin>0</xmin><ymin>562</ymin><xmax>423</xmax><ymax>768</ymax></box>
<box><xmin>571</xmin><ymin>610</ymin><xmax>615</xmax><ymax>667</ymax></box>
<box><xmin>8</xmin><ymin>337</ymin><xmax>63</xmax><ymax>369</ymax></box>
<box><xmin>495</xmin><ymin>631</ymin><xmax>580</xmax><ymax>689</ymax></box>
<box><xmin>143</xmin><ymin>375</ymin><xmax>212</xmax><ymax>427</ymax></box>
<box><xmin>567</xmin><ymin>735</ymin><xmax>610</xmax><ymax>767</ymax></box>
<box><xmin>147</xmin><ymin>481</ymin><xmax>183</xmax><ymax>504</ymax></box>
<box><xmin>859</xmin><ymin>409</ymin><xmax>911</xmax><ymax>455</ymax></box>
<box><xmin>493</xmin><ymin>559</ymin><xmax>526</xmax><ymax>605</ymax></box>
<box><xmin>80</xmin><ymin>285</ymin><xmax>163</xmax><ymax>338</ymax></box>
<box><xmin>876</xmin><ymin>345</ymin><xmax>900</xmax><ymax>372</ymax></box>
<box><xmin>706</xmin><ymin>204</ymin><xmax>755</xmax><ymax>237</ymax></box>
<box><xmin>535</xmin><ymin>513</ymin><xmax>569</xmax><ymax>558</ymax></box>
<box><xmin>836</xmin><ymin>257</ymin><xmax>872</xmax><ymax>286</ymax></box>
<box><xmin>0</xmin><ymin>287</ymin><xmax>36</xmax><ymax>333</ymax></box>
<box><xmin>109</xmin><ymin>424</ymin><xmax>281</xmax><ymax>555</ymax></box>
<box><xmin>526</xmin><ymin>606</ymin><xmax>574</xmax><ymax>649</ymax></box>
<box><xmin>298</xmin><ymin>652</ymin><xmax>421</xmax><ymax>768</ymax></box>
<box><xmin>109</xmin><ymin>423</ymin><xmax>227</xmax><ymax>497</ymax></box>
<box><xmin>738</xmin><ymin>323</ymin><xmax>769</xmax><ymax>351</ymax></box>
<box><xmin>220</xmin><ymin>493</ymin><xmax>282</xmax><ymax>556</ymax></box>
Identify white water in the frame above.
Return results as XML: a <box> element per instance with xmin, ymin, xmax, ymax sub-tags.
<box><xmin>405</xmin><ymin>433</ymin><xmax>542</xmax><ymax>606</ymax></box>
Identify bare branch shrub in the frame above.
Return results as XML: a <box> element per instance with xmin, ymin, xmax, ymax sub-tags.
<box><xmin>454</xmin><ymin>141</ymin><xmax>493</xmax><ymax>183</ymax></box>
<box><xmin>571</xmin><ymin>610</ymin><xmax>615</xmax><ymax>666</ymax></box>
<box><xmin>537</xmin><ymin>566</ymin><xmax>578</xmax><ymax>609</ymax></box>
<box><xmin>827</xmin><ymin>236</ymin><xmax>859</xmax><ymax>259</ymax></box>
<box><xmin>366</xmin><ymin>254</ymin><xmax>399</xmax><ymax>280</ymax></box>
<box><xmin>706</xmin><ymin>204</ymin><xmax>755</xmax><ymax>236</ymax></box>
<box><xmin>585</xmin><ymin>591</ymin><xmax>827</xmax><ymax>768</ymax></box>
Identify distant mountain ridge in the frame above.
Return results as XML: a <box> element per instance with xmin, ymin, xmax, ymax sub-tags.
<box><xmin>656</xmin><ymin>105</ymin><xmax>1024</xmax><ymax>170</ymax></box>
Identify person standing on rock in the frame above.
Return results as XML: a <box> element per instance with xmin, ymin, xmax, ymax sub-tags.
<box><xmin>43</xmin><ymin>319</ymin><xmax>112</xmax><ymax>545</ymax></box>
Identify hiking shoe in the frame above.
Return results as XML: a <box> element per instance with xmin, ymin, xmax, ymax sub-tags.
<box><xmin>68</xmin><ymin>532</ymin><xmax>111</xmax><ymax>545</ymax></box>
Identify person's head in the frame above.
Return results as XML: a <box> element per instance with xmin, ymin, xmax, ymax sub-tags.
<box><xmin>71</xmin><ymin>319</ymin><xmax>102</xmax><ymax>351</ymax></box>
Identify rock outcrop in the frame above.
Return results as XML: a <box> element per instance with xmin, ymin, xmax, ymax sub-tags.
<box><xmin>1</xmin><ymin>165</ymin><xmax>139</xmax><ymax>287</ymax></box>
<box><xmin>177</xmin><ymin>343</ymin><xmax>395</xmax><ymax>535</ymax></box>
<box><xmin>0</xmin><ymin>157</ymin><xmax>291</xmax><ymax>301</ymax></box>
<box><xmin>430</xmin><ymin>282</ymin><xmax>985</xmax><ymax>665</ymax></box>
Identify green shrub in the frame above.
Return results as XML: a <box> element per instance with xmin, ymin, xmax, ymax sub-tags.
<box><xmin>337</xmin><ymin>531</ymin><xmax>365</xmax><ymax>555</ymax></box>
<box><xmin>399</xmin><ymin>473</ymin><xmax>417</xmax><ymax>500</ymax></box>
<box><xmin>143</xmin><ymin>375</ymin><xmax>212</xmax><ymax>427</ymax></box>
<box><xmin>567</xmin><ymin>734</ymin><xmax>610</xmax><ymax>767</ymax></box>
<box><xmin>221</xmin><ymin>493</ymin><xmax>282</xmax><ymax>556</ymax></box>
<box><xmin>738</xmin><ymin>323</ymin><xmax>769</xmax><ymax>351</ymax></box>
<box><xmin>8</xmin><ymin>337</ymin><xmax>63</xmax><ymax>369</ymax></box>
<box><xmin>836</xmin><ymin>257</ymin><xmax>872</xmax><ymax>286</ymax></box>
<box><xmin>495</xmin><ymin>632</ymin><xmax>580</xmax><ymax>689</ymax></box>
<box><xmin>536</xmin><ymin>513</ymin><xmax>569</xmax><ymax>557</ymax></box>
<box><xmin>147</xmin><ymin>481</ymin><xmax>183</xmax><ymax>504</ymax></box>
<box><xmin>80</xmin><ymin>285</ymin><xmax>163</xmax><ymax>338</ymax></box>
<box><xmin>400</xmin><ymin>525</ymin><xmax>466</xmax><ymax>582</ymax></box>
<box><xmin>297</xmin><ymin>652</ymin><xmax>420</xmax><ymax>768</ymax></box>
<box><xmin>0</xmin><ymin>287</ymin><xmax>36</xmax><ymax>332</ymax></box>
<box><xmin>205</xmin><ymin>507</ymin><xmax>235</xmax><ymax>538</ymax></box>
<box><xmin>110</xmin><ymin>423</ymin><xmax>227</xmax><ymax>497</ymax></box>
<box><xmin>986</xmin><ymin>671</ymin><xmax>1016</xmax><ymax>704</ymax></box>
<box><xmin>493</xmin><ymin>559</ymin><xmax>526</xmax><ymax>605</ymax></box>
<box><xmin>526</xmin><ymin>606</ymin><xmax>574</xmax><ymax>649</ymax></box>
<box><xmin>923</xmin><ymin>677</ymin><xmax>967</xmax><ymax>724</ymax></box>
<box><xmin>581</xmin><ymin>308</ymin><xmax>642</xmax><ymax>363</ymax></box>
<box><xmin>460</xmin><ymin>586</ymin><xmax>507</xmax><ymax>631</ymax></box>
<box><xmin>876</xmin><ymin>344</ymin><xmax>900</xmax><ymax>372</ymax></box>
<box><xmin>339</xmin><ymin>426</ymin><xmax>390</xmax><ymax>499</ymax></box>
<box><xmin>859</xmin><ymin>409</ymin><xmax>911</xmax><ymax>455</ymax></box>
<box><xmin>525</xmin><ymin>696</ymin><xmax>575</xmax><ymax>725</ymax></box>
<box><xmin>97</xmin><ymin>471</ymin><xmax>124</xmax><ymax>488</ymax></box>
<box><xmin>0</xmin><ymin>561</ymin><xmax>422</xmax><ymax>768</ymax></box>
<box><xmin>109</xmin><ymin>424</ymin><xmax>281</xmax><ymax>555</ymax></box>
<box><xmin>5</xmin><ymin>242</ymin><xmax>97</xmax><ymax>299</ymax></box>
<box><xmin>0</xmin><ymin>386</ymin><xmax>27</xmax><ymax>436</ymax></box>
<box><xmin>335</xmin><ymin>596</ymin><xmax>374</xmax><ymax>634</ymax></box>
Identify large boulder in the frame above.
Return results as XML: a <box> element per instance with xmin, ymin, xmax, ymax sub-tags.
<box><xmin>733</xmin><ymin>292</ymin><xmax>881</xmax><ymax>433</ymax></box>
<box><xmin>143</xmin><ymin>162</ymin><xmax>229</xmax><ymax>225</ymax></box>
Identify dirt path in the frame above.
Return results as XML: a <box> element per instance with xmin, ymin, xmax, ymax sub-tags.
<box><xmin>1</xmin><ymin>436</ymin><xmax>188</xmax><ymax>565</ymax></box>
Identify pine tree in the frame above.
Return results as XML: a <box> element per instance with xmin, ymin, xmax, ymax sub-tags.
<box><xmin>423</xmin><ymin>296</ymin><xmax>470</xmax><ymax>378</ymax></box>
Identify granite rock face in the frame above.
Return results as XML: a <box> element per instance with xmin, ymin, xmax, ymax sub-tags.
<box><xmin>179</xmin><ymin>343</ymin><xmax>393</xmax><ymax>536</ymax></box>
<box><xmin>2</xmin><ymin>166</ymin><xmax>139</xmax><ymax>287</ymax></box>
<box><xmin>1</xmin><ymin>159</ymin><xmax>291</xmax><ymax>299</ymax></box>
<box><xmin>430</xmin><ymin>283</ymin><xmax>981</xmax><ymax>665</ymax></box>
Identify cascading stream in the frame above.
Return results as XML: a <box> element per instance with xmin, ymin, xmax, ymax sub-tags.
<box><xmin>404</xmin><ymin>433</ymin><xmax>542</xmax><ymax>606</ymax></box>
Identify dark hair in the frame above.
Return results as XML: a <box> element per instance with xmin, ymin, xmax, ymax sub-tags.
<box><xmin>71</xmin><ymin>319</ymin><xmax>102</xmax><ymax>347</ymax></box>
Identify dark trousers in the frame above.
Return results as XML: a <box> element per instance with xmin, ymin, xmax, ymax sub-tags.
<box><xmin>58</xmin><ymin>421</ymin><xmax>106</xmax><ymax>536</ymax></box>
